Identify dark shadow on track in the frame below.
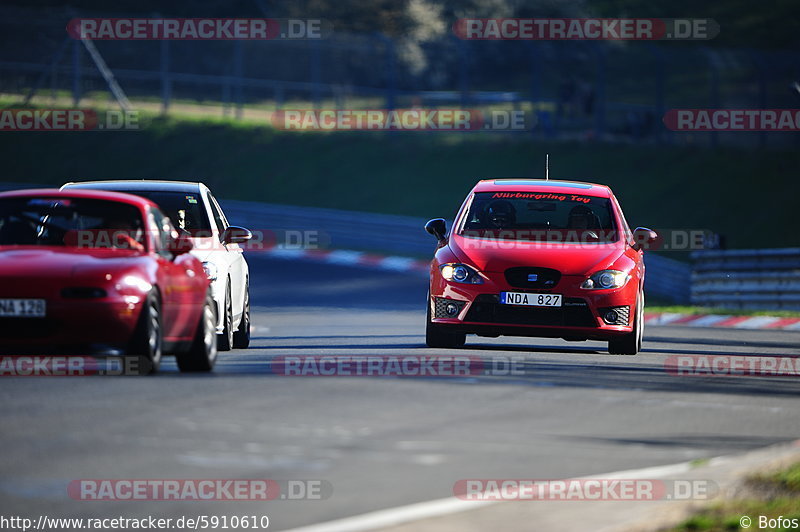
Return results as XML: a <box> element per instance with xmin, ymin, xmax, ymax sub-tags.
<box><xmin>155</xmin><ymin>352</ymin><xmax>800</xmax><ymax>398</ymax></box>
<box><xmin>562</xmin><ymin>434</ymin><xmax>793</xmax><ymax>451</ymax></box>
<box><xmin>250</xmin><ymin>335</ymin><xmax>420</xmax><ymax>341</ymax></box>
<box><xmin>647</xmin><ymin>335</ymin><xmax>800</xmax><ymax>350</ymax></box>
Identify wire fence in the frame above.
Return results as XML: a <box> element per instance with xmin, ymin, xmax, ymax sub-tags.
<box><xmin>1</xmin><ymin>6</ymin><xmax>799</xmax><ymax>148</ymax></box>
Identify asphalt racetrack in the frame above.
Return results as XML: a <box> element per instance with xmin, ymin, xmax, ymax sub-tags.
<box><xmin>2</xmin><ymin>254</ymin><xmax>799</xmax><ymax>530</ymax></box>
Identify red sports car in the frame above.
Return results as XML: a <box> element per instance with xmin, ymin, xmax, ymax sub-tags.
<box><xmin>425</xmin><ymin>179</ymin><xmax>657</xmax><ymax>355</ymax></box>
<box><xmin>0</xmin><ymin>189</ymin><xmax>218</xmax><ymax>373</ymax></box>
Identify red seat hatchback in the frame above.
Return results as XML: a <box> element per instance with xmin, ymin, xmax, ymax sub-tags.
<box><xmin>425</xmin><ymin>179</ymin><xmax>657</xmax><ymax>355</ymax></box>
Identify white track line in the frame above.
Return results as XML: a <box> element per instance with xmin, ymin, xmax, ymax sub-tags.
<box><xmin>283</xmin><ymin>460</ymin><xmax>696</xmax><ymax>532</ymax></box>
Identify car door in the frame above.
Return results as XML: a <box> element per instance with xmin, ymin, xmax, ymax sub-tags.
<box><xmin>206</xmin><ymin>191</ymin><xmax>246</xmax><ymax>321</ymax></box>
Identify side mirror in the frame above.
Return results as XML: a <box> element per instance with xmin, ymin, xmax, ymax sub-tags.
<box><xmin>632</xmin><ymin>227</ymin><xmax>658</xmax><ymax>251</ymax></box>
<box><xmin>222</xmin><ymin>225</ymin><xmax>252</xmax><ymax>245</ymax></box>
<box><xmin>425</xmin><ymin>218</ymin><xmax>447</xmax><ymax>242</ymax></box>
<box><xmin>168</xmin><ymin>231</ymin><xmax>194</xmax><ymax>256</ymax></box>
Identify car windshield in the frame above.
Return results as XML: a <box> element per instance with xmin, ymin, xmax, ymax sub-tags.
<box><xmin>100</xmin><ymin>190</ymin><xmax>212</xmax><ymax>237</ymax></box>
<box><xmin>0</xmin><ymin>196</ymin><xmax>145</xmax><ymax>250</ymax></box>
<box><xmin>459</xmin><ymin>191</ymin><xmax>620</xmax><ymax>243</ymax></box>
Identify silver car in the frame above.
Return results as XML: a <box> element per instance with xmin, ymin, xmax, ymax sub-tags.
<box><xmin>61</xmin><ymin>180</ymin><xmax>251</xmax><ymax>350</ymax></box>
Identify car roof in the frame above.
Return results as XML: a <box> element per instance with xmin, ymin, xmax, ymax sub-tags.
<box><xmin>473</xmin><ymin>178</ymin><xmax>612</xmax><ymax>197</ymax></box>
<box><xmin>62</xmin><ymin>180</ymin><xmax>204</xmax><ymax>194</ymax></box>
<box><xmin>0</xmin><ymin>188</ymin><xmax>158</xmax><ymax>209</ymax></box>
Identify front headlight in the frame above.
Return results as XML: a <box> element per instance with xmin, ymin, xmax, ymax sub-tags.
<box><xmin>114</xmin><ymin>275</ymin><xmax>152</xmax><ymax>303</ymax></box>
<box><xmin>202</xmin><ymin>261</ymin><xmax>218</xmax><ymax>281</ymax></box>
<box><xmin>581</xmin><ymin>269</ymin><xmax>630</xmax><ymax>289</ymax></box>
<box><xmin>116</xmin><ymin>275</ymin><xmax>152</xmax><ymax>293</ymax></box>
<box><xmin>440</xmin><ymin>263</ymin><xmax>483</xmax><ymax>284</ymax></box>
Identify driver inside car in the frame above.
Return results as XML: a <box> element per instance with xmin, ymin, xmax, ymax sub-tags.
<box><xmin>567</xmin><ymin>204</ymin><xmax>600</xmax><ymax>241</ymax></box>
<box><xmin>485</xmin><ymin>200</ymin><xmax>517</xmax><ymax>229</ymax></box>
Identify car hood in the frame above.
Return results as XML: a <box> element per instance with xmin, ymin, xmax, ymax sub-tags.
<box><xmin>448</xmin><ymin>234</ymin><xmax>627</xmax><ymax>275</ymax></box>
<box><xmin>0</xmin><ymin>246</ymin><xmax>145</xmax><ymax>278</ymax></box>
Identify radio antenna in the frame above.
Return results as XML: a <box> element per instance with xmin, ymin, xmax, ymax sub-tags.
<box><xmin>545</xmin><ymin>154</ymin><xmax>550</xmax><ymax>180</ymax></box>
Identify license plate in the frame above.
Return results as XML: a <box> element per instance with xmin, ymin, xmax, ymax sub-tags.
<box><xmin>0</xmin><ymin>299</ymin><xmax>46</xmax><ymax>317</ymax></box>
<box><xmin>499</xmin><ymin>292</ymin><xmax>562</xmax><ymax>307</ymax></box>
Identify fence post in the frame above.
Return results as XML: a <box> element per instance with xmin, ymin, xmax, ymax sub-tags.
<box><xmin>453</xmin><ymin>35</ymin><xmax>469</xmax><ymax>108</ymax></box>
<box><xmin>160</xmin><ymin>38</ymin><xmax>171</xmax><ymax>114</ymax></box>
<box><xmin>72</xmin><ymin>38</ymin><xmax>82</xmax><ymax>106</ymax></box>
<box><xmin>50</xmin><ymin>59</ymin><xmax>58</xmax><ymax>102</ymax></box>
<box><xmin>274</xmin><ymin>82</ymin><xmax>284</xmax><ymax>109</ymax></box>
<box><xmin>648</xmin><ymin>44</ymin><xmax>666</xmax><ymax>144</ymax></box>
<box><xmin>234</xmin><ymin>40</ymin><xmax>244</xmax><ymax>119</ymax></box>
<box><xmin>753</xmin><ymin>51</ymin><xmax>767</xmax><ymax>149</ymax></box>
<box><xmin>24</xmin><ymin>36</ymin><xmax>70</xmax><ymax>106</ymax></box>
<box><xmin>311</xmin><ymin>39</ymin><xmax>321</xmax><ymax>109</ymax></box>
<box><xmin>376</xmin><ymin>34</ymin><xmax>396</xmax><ymax>112</ymax></box>
<box><xmin>527</xmin><ymin>41</ymin><xmax>542</xmax><ymax>137</ymax></box>
<box><xmin>222</xmin><ymin>80</ymin><xmax>231</xmax><ymax>117</ymax></box>
<box><xmin>592</xmin><ymin>44</ymin><xmax>606</xmax><ymax>139</ymax></box>
<box><xmin>704</xmin><ymin>48</ymin><xmax>720</xmax><ymax>148</ymax></box>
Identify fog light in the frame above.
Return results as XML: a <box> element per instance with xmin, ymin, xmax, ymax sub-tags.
<box><xmin>445</xmin><ymin>303</ymin><xmax>459</xmax><ymax>316</ymax></box>
<box><xmin>599</xmin><ymin>306</ymin><xmax>631</xmax><ymax>325</ymax></box>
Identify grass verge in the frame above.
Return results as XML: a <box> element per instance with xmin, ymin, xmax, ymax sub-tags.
<box><xmin>673</xmin><ymin>462</ymin><xmax>800</xmax><ymax>531</ymax></box>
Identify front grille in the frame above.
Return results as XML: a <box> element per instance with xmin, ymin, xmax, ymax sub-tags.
<box><xmin>464</xmin><ymin>294</ymin><xmax>596</xmax><ymax>327</ymax></box>
<box><xmin>61</xmin><ymin>287</ymin><xmax>107</xmax><ymax>299</ymax></box>
<box><xmin>504</xmin><ymin>267</ymin><xmax>561</xmax><ymax>289</ymax></box>
<box><xmin>598</xmin><ymin>306</ymin><xmax>630</xmax><ymax>325</ymax></box>
<box><xmin>434</xmin><ymin>297</ymin><xmax>467</xmax><ymax>318</ymax></box>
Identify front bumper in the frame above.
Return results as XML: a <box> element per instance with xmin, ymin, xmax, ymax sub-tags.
<box><xmin>0</xmin><ymin>297</ymin><xmax>142</xmax><ymax>354</ymax></box>
<box><xmin>430</xmin><ymin>273</ymin><xmax>638</xmax><ymax>341</ymax></box>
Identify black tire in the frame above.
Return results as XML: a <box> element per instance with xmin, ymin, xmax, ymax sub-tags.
<box><xmin>217</xmin><ymin>279</ymin><xmax>234</xmax><ymax>351</ymax></box>
<box><xmin>425</xmin><ymin>296</ymin><xmax>466</xmax><ymax>348</ymax></box>
<box><xmin>232</xmin><ymin>280</ymin><xmax>250</xmax><ymax>349</ymax></box>
<box><xmin>176</xmin><ymin>291</ymin><xmax>218</xmax><ymax>372</ymax></box>
<box><xmin>128</xmin><ymin>290</ymin><xmax>162</xmax><ymax>374</ymax></box>
<box><xmin>608</xmin><ymin>290</ymin><xmax>644</xmax><ymax>355</ymax></box>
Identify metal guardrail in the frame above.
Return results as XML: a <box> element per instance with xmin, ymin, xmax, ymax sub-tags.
<box><xmin>691</xmin><ymin>248</ymin><xmax>800</xmax><ymax>310</ymax></box>
<box><xmin>221</xmin><ymin>200</ymin><xmax>435</xmax><ymax>256</ymax></box>
<box><xmin>221</xmin><ymin>199</ymin><xmax>691</xmax><ymax>303</ymax></box>
<box><xmin>644</xmin><ymin>254</ymin><xmax>691</xmax><ymax>304</ymax></box>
